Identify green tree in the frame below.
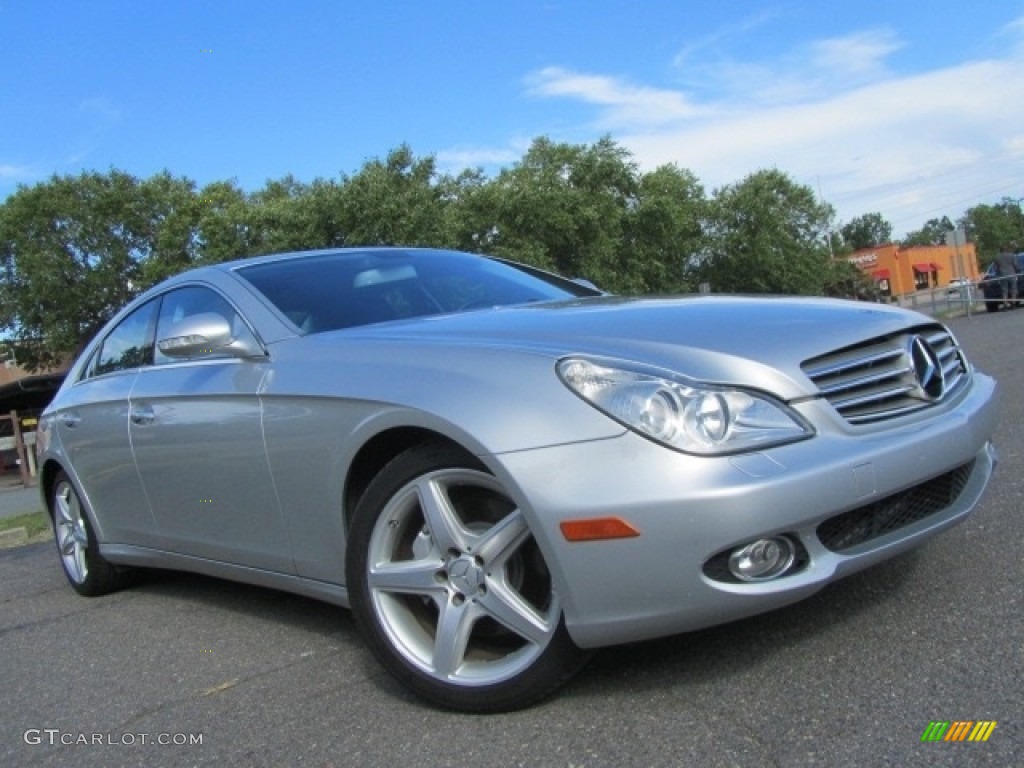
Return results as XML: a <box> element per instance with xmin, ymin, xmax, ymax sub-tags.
<box><xmin>0</xmin><ymin>170</ymin><xmax>199</xmax><ymax>369</ymax></box>
<box><xmin>961</xmin><ymin>199</ymin><xmax>1024</xmax><ymax>263</ymax></box>
<box><xmin>243</xmin><ymin>175</ymin><xmax>348</xmax><ymax>255</ymax></box>
<box><xmin>698</xmin><ymin>169</ymin><xmax>834</xmax><ymax>294</ymax></box>
<box><xmin>138</xmin><ymin>171</ymin><xmax>202</xmax><ymax>284</ymax></box>
<box><xmin>337</xmin><ymin>145</ymin><xmax>449</xmax><ymax>246</ymax></box>
<box><xmin>901</xmin><ymin>216</ymin><xmax>954</xmax><ymax>247</ymax></box>
<box><xmin>621</xmin><ymin>164</ymin><xmax>705</xmax><ymax>294</ymax></box>
<box><xmin>822</xmin><ymin>257</ymin><xmax>877</xmax><ymax>300</ymax></box>
<box><xmin>480</xmin><ymin>136</ymin><xmax>639</xmax><ymax>290</ymax></box>
<box><xmin>840</xmin><ymin>212</ymin><xmax>893</xmax><ymax>250</ymax></box>
<box><xmin>438</xmin><ymin>167</ymin><xmax>499</xmax><ymax>253</ymax></box>
<box><xmin>194</xmin><ymin>180</ymin><xmax>253</xmax><ymax>264</ymax></box>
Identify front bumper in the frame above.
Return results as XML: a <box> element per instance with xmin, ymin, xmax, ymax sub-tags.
<box><xmin>492</xmin><ymin>372</ymin><xmax>998</xmax><ymax>649</ymax></box>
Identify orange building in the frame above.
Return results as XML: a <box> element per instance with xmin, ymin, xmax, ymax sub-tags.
<box><xmin>847</xmin><ymin>243</ymin><xmax>981</xmax><ymax>297</ymax></box>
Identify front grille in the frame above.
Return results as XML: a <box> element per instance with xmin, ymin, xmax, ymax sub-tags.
<box><xmin>817</xmin><ymin>461</ymin><xmax>975</xmax><ymax>552</ymax></box>
<box><xmin>802</xmin><ymin>326</ymin><xmax>969</xmax><ymax>425</ymax></box>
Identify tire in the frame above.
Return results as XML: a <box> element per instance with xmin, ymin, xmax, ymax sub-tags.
<box><xmin>346</xmin><ymin>442</ymin><xmax>590</xmax><ymax>711</ymax></box>
<box><xmin>50</xmin><ymin>471</ymin><xmax>136</xmax><ymax>597</ymax></box>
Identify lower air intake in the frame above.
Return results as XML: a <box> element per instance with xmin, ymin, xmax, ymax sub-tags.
<box><xmin>817</xmin><ymin>461</ymin><xmax>975</xmax><ymax>552</ymax></box>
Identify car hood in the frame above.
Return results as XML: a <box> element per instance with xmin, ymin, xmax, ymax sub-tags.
<box><xmin>326</xmin><ymin>295</ymin><xmax>934</xmax><ymax>400</ymax></box>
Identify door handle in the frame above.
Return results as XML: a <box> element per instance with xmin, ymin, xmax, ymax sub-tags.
<box><xmin>130</xmin><ymin>405</ymin><xmax>155</xmax><ymax>426</ymax></box>
<box><xmin>58</xmin><ymin>412</ymin><xmax>81</xmax><ymax>428</ymax></box>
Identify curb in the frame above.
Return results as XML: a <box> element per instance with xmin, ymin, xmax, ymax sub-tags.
<box><xmin>0</xmin><ymin>527</ymin><xmax>29</xmax><ymax>547</ymax></box>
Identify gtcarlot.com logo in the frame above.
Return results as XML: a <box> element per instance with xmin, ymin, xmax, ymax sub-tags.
<box><xmin>921</xmin><ymin>720</ymin><xmax>997</xmax><ymax>742</ymax></box>
<box><xmin>24</xmin><ymin>729</ymin><xmax>203</xmax><ymax>746</ymax></box>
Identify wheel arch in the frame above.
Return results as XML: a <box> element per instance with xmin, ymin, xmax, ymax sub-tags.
<box><xmin>39</xmin><ymin>458</ymin><xmax>66</xmax><ymax>519</ymax></box>
<box><xmin>337</xmin><ymin>419</ymin><xmax>579</xmax><ymax>630</ymax></box>
<box><xmin>38</xmin><ymin>459</ymin><xmax>110</xmax><ymax>544</ymax></box>
<box><xmin>342</xmin><ymin>427</ymin><xmax>479</xmax><ymax>532</ymax></box>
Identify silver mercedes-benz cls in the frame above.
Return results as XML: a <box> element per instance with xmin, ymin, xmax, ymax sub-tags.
<box><xmin>37</xmin><ymin>247</ymin><xmax>998</xmax><ymax>711</ymax></box>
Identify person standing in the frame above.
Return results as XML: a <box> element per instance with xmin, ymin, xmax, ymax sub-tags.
<box><xmin>994</xmin><ymin>246</ymin><xmax>1019</xmax><ymax>308</ymax></box>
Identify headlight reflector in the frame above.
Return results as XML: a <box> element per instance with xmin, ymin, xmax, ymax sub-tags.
<box><xmin>691</xmin><ymin>393</ymin><xmax>729</xmax><ymax>443</ymax></box>
<box><xmin>558</xmin><ymin>358</ymin><xmax>812</xmax><ymax>455</ymax></box>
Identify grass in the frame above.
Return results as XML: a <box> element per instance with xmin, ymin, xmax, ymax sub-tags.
<box><xmin>0</xmin><ymin>509</ymin><xmax>50</xmax><ymax>538</ymax></box>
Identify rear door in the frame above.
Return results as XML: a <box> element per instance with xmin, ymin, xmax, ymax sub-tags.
<box><xmin>54</xmin><ymin>299</ymin><xmax>161</xmax><ymax>546</ymax></box>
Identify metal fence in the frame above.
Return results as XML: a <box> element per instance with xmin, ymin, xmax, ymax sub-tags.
<box><xmin>895</xmin><ymin>276</ymin><xmax>1021</xmax><ymax>317</ymax></box>
<box><xmin>895</xmin><ymin>285</ymin><xmax>979</xmax><ymax>317</ymax></box>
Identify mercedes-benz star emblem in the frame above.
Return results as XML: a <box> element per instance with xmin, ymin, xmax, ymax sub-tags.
<box><xmin>908</xmin><ymin>335</ymin><xmax>945</xmax><ymax>400</ymax></box>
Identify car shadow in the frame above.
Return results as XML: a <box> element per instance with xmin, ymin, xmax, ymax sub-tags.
<box><xmin>120</xmin><ymin>544</ymin><xmax>923</xmax><ymax>707</ymax></box>
<box><xmin>131</xmin><ymin>567</ymin><xmax>360</xmax><ymax>641</ymax></box>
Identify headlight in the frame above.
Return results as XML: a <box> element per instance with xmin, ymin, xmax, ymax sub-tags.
<box><xmin>557</xmin><ymin>357</ymin><xmax>813</xmax><ymax>456</ymax></box>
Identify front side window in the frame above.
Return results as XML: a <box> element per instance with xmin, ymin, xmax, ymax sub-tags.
<box><xmin>90</xmin><ymin>300</ymin><xmax>159</xmax><ymax>377</ymax></box>
<box><xmin>153</xmin><ymin>285</ymin><xmax>256</xmax><ymax>364</ymax></box>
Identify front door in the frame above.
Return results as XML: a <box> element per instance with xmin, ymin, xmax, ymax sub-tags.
<box><xmin>128</xmin><ymin>285</ymin><xmax>294</xmax><ymax>573</ymax></box>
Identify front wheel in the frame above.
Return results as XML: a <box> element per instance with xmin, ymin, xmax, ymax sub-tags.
<box><xmin>346</xmin><ymin>443</ymin><xmax>589</xmax><ymax>711</ymax></box>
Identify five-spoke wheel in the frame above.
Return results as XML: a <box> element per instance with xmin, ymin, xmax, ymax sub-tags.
<box><xmin>50</xmin><ymin>471</ymin><xmax>134</xmax><ymax>596</ymax></box>
<box><xmin>347</xmin><ymin>443</ymin><xmax>588</xmax><ymax>711</ymax></box>
<box><xmin>54</xmin><ymin>476</ymin><xmax>90</xmax><ymax>586</ymax></box>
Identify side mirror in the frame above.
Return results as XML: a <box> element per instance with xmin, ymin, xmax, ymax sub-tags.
<box><xmin>571</xmin><ymin>277</ymin><xmax>604</xmax><ymax>293</ymax></box>
<box><xmin>157</xmin><ymin>312</ymin><xmax>263</xmax><ymax>359</ymax></box>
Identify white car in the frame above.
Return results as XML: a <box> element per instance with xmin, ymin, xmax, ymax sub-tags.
<box><xmin>946</xmin><ymin>277</ymin><xmax>971</xmax><ymax>296</ymax></box>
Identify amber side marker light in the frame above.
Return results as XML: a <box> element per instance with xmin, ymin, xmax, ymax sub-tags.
<box><xmin>560</xmin><ymin>517</ymin><xmax>641</xmax><ymax>542</ymax></box>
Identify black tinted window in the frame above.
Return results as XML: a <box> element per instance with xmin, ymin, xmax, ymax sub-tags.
<box><xmin>237</xmin><ymin>249</ymin><xmax>594</xmax><ymax>333</ymax></box>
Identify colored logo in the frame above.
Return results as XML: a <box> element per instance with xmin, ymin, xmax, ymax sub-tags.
<box><xmin>921</xmin><ymin>721</ymin><xmax>997</xmax><ymax>742</ymax></box>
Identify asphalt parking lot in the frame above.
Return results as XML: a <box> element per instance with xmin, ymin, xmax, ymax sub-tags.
<box><xmin>1</xmin><ymin>309</ymin><xmax>1021</xmax><ymax>768</ymax></box>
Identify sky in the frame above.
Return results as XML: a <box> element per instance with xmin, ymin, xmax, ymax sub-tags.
<box><xmin>2</xmin><ymin>1</ymin><xmax>1023</xmax><ymax>238</ymax></box>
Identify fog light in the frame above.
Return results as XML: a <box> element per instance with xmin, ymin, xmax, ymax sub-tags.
<box><xmin>728</xmin><ymin>537</ymin><xmax>796</xmax><ymax>582</ymax></box>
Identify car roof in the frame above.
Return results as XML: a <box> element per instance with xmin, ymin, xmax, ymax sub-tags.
<box><xmin>210</xmin><ymin>246</ymin><xmax>456</xmax><ymax>273</ymax></box>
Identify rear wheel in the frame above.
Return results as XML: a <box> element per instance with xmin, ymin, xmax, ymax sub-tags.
<box><xmin>51</xmin><ymin>471</ymin><xmax>135</xmax><ymax>596</ymax></box>
<box><xmin>346</xmin><ymin>443</ymin><xmax>589</xmax><ymax>711</ymax></box>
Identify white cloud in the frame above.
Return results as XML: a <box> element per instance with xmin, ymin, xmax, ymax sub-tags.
<box><xmin>526</xmin><ymin>67</ymin><xmax>709</xmax><ymax>128</ymax></box>
<box><xmin>521</xmin><ymin>21</ymin><xmax>1024</xmax><ymax>236</ymax></box>
<box><xmin>809</xmin><ymin>29</ymin><xmax>903</xmax><ymax>80</ymax></box>
<box><xmin>672</xmin><ymin>9</ymin><xmax>782</xmax><ymax>71</ymax></box>
<box><xmin>671</xmin><ymin>22</ymin><xmax>902</xmax><ymax>105</ymax></box>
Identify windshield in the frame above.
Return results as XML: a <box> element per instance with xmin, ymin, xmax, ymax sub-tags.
<box><xmin>236</xmin><ymin>248</ymin><xmax>599</xmax><ymax>333</ymax></box>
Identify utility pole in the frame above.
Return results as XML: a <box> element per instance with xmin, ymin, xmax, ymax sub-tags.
<box><xmin>1014</xmin><ymin>197</ymin><xmax>1024</xmax><ymax>247</ymax></box>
